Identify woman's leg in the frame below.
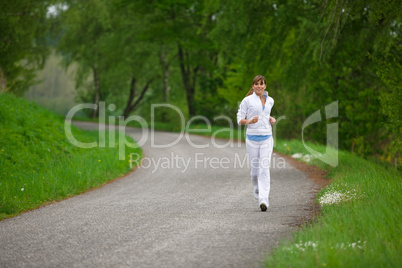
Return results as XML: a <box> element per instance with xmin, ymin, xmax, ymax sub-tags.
<box><xmin>246</xmin><ymin>139</ymin><xmax>260</xmax><ymax>199</ymax></box>
<box><xmin>258</xmin><ymin>137</ymin><xmax>274</xmax><ymax>207</ymax></box>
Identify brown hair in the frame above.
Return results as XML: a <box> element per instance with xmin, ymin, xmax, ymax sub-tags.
<box><xmin>245</xmin><ymin>75</ymin><xmax>267</xmax><ymax>97</ymax></box>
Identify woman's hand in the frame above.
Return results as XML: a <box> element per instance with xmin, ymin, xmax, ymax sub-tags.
<box><xmin>247</xmin><ymin>116</ymin><xmax>259</xmax><ymax>124</ymax></box>
<box><xmin>269</xmin><ymin>116</ymin><xmax>276</xmax><ymax>125</ymax></box>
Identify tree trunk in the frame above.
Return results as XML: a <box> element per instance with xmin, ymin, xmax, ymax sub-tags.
<box><xmin>0</xmin><ymin>68</ymin><xmax>6</xmax><ymax>92</ymax></box>
<box><xmin>123</xmin><ymin>77</ymin><xmax>154</xmax><ymax>118</ymax></box>
<box><xmin>177</xmin><ymin>43</ymin><xmax>198</xmax><ymax>116</ymax></box>
<box><xmin>159</xmin><ymin>45</ymin><xmax>171</xmax><ymax>121</ymax></box>
<box><xmin>91</xmin><ymin>67</ymin><xmax>100</xmax><ymax>118</ymax></box>
<box><xmin>186</xmin><ymin>85</ymin><xmax>196</xmax><ymax>116</ymax></box>
<box><xmin>394</xmin><ymin>152</ymin><xmax>399</xmax><ymax>170</ymax></box>
<box><xmin>159</xmin><ymin>44</ymin><xmax>171</xmax><ymax>103</ymax></box>
<box><xmin>123</xmin><ymin>77</ymin><xmax>136</xmax><ymax>118</ymax></box>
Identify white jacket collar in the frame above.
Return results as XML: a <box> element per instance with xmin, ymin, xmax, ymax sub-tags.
<box><xmin>252</xmin><ymin>91</ymin><xmax>268</xmax><ymax>97</ymax></box>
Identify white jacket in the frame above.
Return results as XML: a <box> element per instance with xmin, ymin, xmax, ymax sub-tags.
<box><xmin>237</xmin><ymin>91</ymin><xmax>274</xmax><ymax>135</ymax></box>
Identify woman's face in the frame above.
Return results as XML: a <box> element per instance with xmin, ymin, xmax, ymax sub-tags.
<box><xmin>253</xmin><ymin>79</ymin><xmax>266</xmax><ymax>95</ymax></box>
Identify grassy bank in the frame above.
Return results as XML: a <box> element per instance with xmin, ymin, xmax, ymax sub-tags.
<box><xmin>0</xmin><ymin>94</ymin><xmax>141</xmax><ymax>220</ymax></box>
<box><xmin>264</xmin><ymin>139</ymin><xmax>401</xmax><ymax>267</ymax></box>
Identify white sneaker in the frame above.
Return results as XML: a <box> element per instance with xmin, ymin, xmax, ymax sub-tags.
<box><xmin>260</xmin><ymin>202</ymin><xmax>267</xmax><ymax>212</ymax></box>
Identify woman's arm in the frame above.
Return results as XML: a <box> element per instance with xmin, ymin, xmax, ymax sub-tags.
<box><xmin>238</xmin><ymin>116</ymin><xmax>259</xmax><ymax>125</ymax></box>
<box><xmin>237</xmin><ymin>98</ymin><xmax>259</xmax><ymax>125</ymax></box>
<box><xmin>269</xmin><ymin>116</ymin><xmax>276</xmax><ymax>125</ymax></box>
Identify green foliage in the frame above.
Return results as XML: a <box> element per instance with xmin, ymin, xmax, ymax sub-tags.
<box><xmin>370</xmin><ymin>48</ymin><xmax>402</xmax><ymax>166</ymax></box>
<box><xmin>8</xmin><ymin>0</ymin><xmax>400</xmax><ymax>164</ymax></box>
<box><xmin>57</xmin><ymin>0</ymin><xmax>113</xmax><ymax>116</ymax></box>
<box><xmin>0</xmin><ymin>0</ymin><xmax>55</xmax><ymax>95</ymax></box>
<box><xmin>208</xmin><ymin>0</ymin><xmax>401</xmax><ymax>165</ymax></box>
<box><xmin>0</xmin><ymin>93</ymin><xmax>141</xmax><ymax>219</ymax></box>
<box><xmin>122</xmin><ymin>0</ymin><xmax>221</xmax><ymax>117</ymax></box>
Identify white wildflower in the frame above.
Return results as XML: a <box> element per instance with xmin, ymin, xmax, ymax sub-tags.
<box><xmin>283</xmin><ymin>240</ymin><xmax>366</xmax><ymax>253</ymax></box>
<box><xmin>319</xmin><ymin>186</ymin><xmax>361</xmax><ymax>206</ymax></box>
<box><xmin>319</xmin><ymin>190</ymin><xmax>345</xmax><ymax>205</ymax></box>
<box><xmin>302</xmin><ymin>154</ymin><xmax>311</xmax><ymax>162</ymax></box>
<box><xmin>291</xmin><ymin>153</ymin><xmax>322</xmax><ymax>162</ymax></box>
<box><xmin>292</xmin><ymin>153</ymin><xmax>303</xmax><ymax>159</ymax></box>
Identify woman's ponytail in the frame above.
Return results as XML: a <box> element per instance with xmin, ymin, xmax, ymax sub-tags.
<box><xmin>245</xmin><ymin>88</ymin><xmax>253</xmax><ymax>97</ymax></box>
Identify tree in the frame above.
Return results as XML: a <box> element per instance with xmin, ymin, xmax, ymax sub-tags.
<box><xmin>121</xmin><ymin>0</ymin><xmax>219</xmax><ymax>117</ymax></box>
<box><xmin>0</xmin><ymin>0</ymin><xmax>55</xmax><ymax>95</ymax></box>
<box><xmin>209</xmin><ymin>0</ymin><xmax>401</xmax><ymax>164</ymax></box>
<box><xmin>58</xmin><ymin>0</ymin><xmax>112</xmax><ymax>118</ymax></box>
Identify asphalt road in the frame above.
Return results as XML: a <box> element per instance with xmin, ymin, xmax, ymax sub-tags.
<box><xmin>0</xmin><ymin>121</ymin><xmax>319</xmax><ymax>268</ymax></box>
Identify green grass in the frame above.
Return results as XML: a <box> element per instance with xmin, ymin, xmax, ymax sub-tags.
<box><xmin>265</xmin><ymin>139</ymin><xmax>402</xmax><ymax>267</ymax></box>
<box><xmin>0</xmin><ymin>93</ymin><xmax>142</xmax><ymax>220</ymax></box>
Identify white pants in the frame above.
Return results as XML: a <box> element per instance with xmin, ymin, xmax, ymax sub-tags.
<box><xmin>246</xmin><ymin>137</ymin><xmax>274</xmax><ymax>206</ymax></box>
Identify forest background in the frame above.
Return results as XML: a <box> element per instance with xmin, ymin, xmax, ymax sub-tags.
<box><xmin>1</xmin><ymin>0</ymin><xmax>401</xmax><ymax>168</ymax></box>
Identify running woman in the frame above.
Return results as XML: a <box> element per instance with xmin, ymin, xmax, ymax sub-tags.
<box><xmin>237</xmin><ymin>75</ymin><xmax>276</xmax><ymax>211</ymax></box>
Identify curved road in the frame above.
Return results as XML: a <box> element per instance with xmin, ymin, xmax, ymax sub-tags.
<box><xmin>0</xmin><ymin>121</ymin><xmax>319</xmax><ymax>267</ymax></box>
